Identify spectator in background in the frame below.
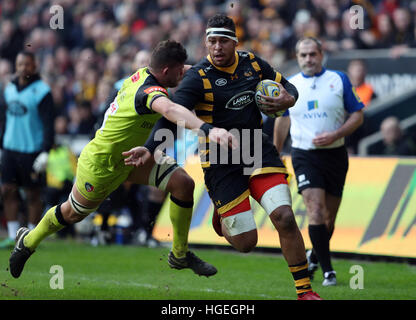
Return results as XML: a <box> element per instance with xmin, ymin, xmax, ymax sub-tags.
<box><xmin>322</xmin><ymin>17</ymin><xmax>343</xmax><ymax>53</ymax></box>
<box><xmin>347</xmin><ymin>59</ymin><xmax>377</xmax><ymax>108</ymax></box>
<box><xmin>389</xmin><ymin>7</ymin><xmax>416</xmax><ymax>57</ymax></box>
<box><xmin>391</xmin><ymin>7</ymin><xmax>414</xmax><ymax>46</ymax></box>
<box><xmin>68</xmin><ymin>100</ymin><xmax>97</xmax><ymax>136</ymax></box>
<box><xmin>345</xmin><ymin>59</ymin><xmax>377</xmax><ymax>154</ymax></box>
<box><xmin>0</xmin><ymin>19</ymin><xmax>24</xmax><ymax>65</ymax></box>
<box><xmin>377</xmin><ymin>0</ymin><xmax>401</xmax><ymax>16</ymax></box>
<box><xmin>0</xmin><ymin>59</ymin><xmax>12</xmax><ymax>88</ymax></box>
<box><xmin>1</xmin><ymin>0</ymin><xmax>415</xmax><ymax>125</ymax></box>
<box><xmin>373</xmin><ymin>116</ymin><xmax>416</xmax><ymax>155</ymax></box>
<box><xmin>374</xmin><ymin>13</ymin><xmax>396</xmax><ymax>48</ymax></box>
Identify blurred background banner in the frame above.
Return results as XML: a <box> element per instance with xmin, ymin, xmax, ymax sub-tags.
<box><xmin>153</xmin><ymin>155</ymin><xmax>416</xmax><ymax>259</ymax></box>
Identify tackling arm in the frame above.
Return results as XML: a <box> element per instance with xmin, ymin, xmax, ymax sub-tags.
<box><xmin>144</xmin><ymin>96</ymin><xmax>238</xmax><ymax>153</ymax></box>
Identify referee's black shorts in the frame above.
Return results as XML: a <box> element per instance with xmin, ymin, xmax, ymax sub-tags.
<box><xmin>291</xmin><ymin>146</ymin><xmax>349</xmax><ymax>197</ymax></box>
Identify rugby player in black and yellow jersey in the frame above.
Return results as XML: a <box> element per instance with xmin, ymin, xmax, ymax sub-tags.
<box><xmin>144</xmin><ymin>14</ymin><xmax>321</xmax><ymax>300</ymax></box>
<box><xmin>9</xmin><ymin>40</ymin><xmax>238</xmax><ymax>279</ymax></box>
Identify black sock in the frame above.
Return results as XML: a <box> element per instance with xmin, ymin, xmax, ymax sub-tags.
<box><xmin>308</xmin><ymin>224</ymin><xmax>333</xmax><ymax>273</ymax></box>
<box><xmin>310</xmin><ymin>225</ymin><xmax>334</xmax><ymax>264</ymax></box>
<box><xmin>145</xmin><ymin>200</ymin><xmax>164</xmax><ymax>238</ymax></box>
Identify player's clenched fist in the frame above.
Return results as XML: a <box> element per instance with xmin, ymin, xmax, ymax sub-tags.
<box><xmin>208</xmin><ymin>127</ymin><xmax>239</xmax><ymax>150</ymax></box>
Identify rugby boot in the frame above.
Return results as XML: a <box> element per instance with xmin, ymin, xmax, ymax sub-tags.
<box><xmin>9</xmin><ymin>227</ymin><xmax>35</xmax><ymax>278</ymax></box>
<box><xmin>168</xmin><ymin>251</ymin><xmax>217</xmax><ymax>277</ymax></box>
<box><xmin>297</xmin><ymin>291</ymin><xmax>323</xmax><ymax>300</ymax></box>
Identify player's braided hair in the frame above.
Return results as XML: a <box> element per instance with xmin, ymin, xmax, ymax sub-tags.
<box><xmin>206</xmin><ymin>13</ymin><xmax>236</xmax><ymax>32</ymax></box>
<box><xmin>150</xmin><ymin>40</ymin><xmax>187</xmax><ymax>71</ymax></box>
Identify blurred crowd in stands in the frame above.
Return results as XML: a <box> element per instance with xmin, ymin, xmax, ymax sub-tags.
<box><xmin>1</xmin><ymin>0</ymin><xmax>416</xmax><ymax>133</ymax></box>
<box><xmin>1</xmin><ymin>0</ymin><xmax>416</xmax><ymax>245</ymax></box>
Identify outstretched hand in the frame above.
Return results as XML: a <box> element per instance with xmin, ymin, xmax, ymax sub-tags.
<box><xmin>122</xmin><ymin>146</ymin><xmax>151</xmax><ymax>167</ymax></box>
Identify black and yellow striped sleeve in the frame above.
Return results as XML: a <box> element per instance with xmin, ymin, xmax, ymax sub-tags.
<box><xmin>172</xmin><ymin>67</ymin><xmax>204</xmax><ymax>111</ymax></box>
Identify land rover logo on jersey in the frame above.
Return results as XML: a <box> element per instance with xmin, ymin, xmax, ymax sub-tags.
<box><xmin>225</xmin><ymin>91</ymin><xmax>255</xmax><ymax>110</ymax></box>
<box><xmin>215</xmin><ymin>78</ymin><xmax>227</xmax><ymax>86</ymax></box>
<box><xmin>85</xmin><ymin>182</ymin><xmax>94</xmax><ymax>192</ymax></box>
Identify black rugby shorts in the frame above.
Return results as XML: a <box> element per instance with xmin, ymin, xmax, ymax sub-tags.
<box><xmin>291</xmin><ymin>146</ymin><xmax>348</xmax><ymax>197</ymax></box>
<box><xmin>1</xmin><ymin>149</ymin><xmax>43</xmax><ymax>187</ymax></box>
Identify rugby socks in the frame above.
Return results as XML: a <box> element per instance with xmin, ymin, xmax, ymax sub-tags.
<box><xmin>308</xmin><ymin>224</ymin><xmax>333</xmax><ymax>273</ymax></box>
<box><xmin>289</xmin><ymin>260</ymin><xmax>313</xmax><ymax>297</ymax></box>
<box><xmin>23</xmin><ymin>205</ymin><xmax>67</xmax><ymax>251</ymax></box>
<box><xmin>308</xmin><ymin>226</ymin><xmax>334</xmax><ymax>264</ymax></box>
<box><xmin>7</xmin><ymin>221</ymin><xmax>20</xmax><ymax>239</ymax></box>
<box><xmin>169</xmin><ymin>195</ymin><xmax>193</xmax><ymax>259</ymax></box>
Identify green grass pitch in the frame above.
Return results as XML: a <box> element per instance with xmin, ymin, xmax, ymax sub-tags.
<box><xmin>0</xmin><ymin>239</ymin><xmax>414</xmax><ymax>300</ymax></box>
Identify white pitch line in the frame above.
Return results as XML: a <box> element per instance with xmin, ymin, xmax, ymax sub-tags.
<box><xmin>26</xmin><ymin>272</ymin><xmax>294</xmax><ymax>299</ymax></box>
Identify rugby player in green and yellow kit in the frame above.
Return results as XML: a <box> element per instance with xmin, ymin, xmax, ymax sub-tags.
<box><xmin>9</xmin><ymin>40</ymin><xmax>237</xmax><ymax>279</ymax></box>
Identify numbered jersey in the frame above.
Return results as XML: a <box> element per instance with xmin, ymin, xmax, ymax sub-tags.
<box><xmin>83</xmin><ymin>67</ymin><xmax>168</xmax><ymax>171</ymax></box>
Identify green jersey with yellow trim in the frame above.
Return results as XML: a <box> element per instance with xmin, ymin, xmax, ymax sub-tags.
<box><xmin>83</xmin><ymin>67</ymin><xmax>168</xmax><ymax>171</ymax></box>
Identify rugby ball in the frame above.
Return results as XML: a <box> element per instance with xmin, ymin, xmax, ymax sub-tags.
<box><xmin>255</xmin><ymin>80</ymin><xmax>286</xmax><ymax>118</ymax></box>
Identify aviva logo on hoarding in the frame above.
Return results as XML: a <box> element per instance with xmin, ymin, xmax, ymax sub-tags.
<box><xmin>307</xmin><ymin>100</ymin><xmax>319</xmax><ymax>111</ymax></box>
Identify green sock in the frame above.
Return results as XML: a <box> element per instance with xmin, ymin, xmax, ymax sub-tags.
<box><xmin>169</xmin><ymin>196</ymin><xmax>193</xmax><ymax>259</ymax></box>
<box><xmin>24</xmin><ymin>205</ymin><xmax>65</xmax><ymax>250</ymax></box>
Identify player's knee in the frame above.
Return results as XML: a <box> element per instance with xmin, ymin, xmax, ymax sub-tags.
<box><xmin>228</xmin><ymin>230</ymin><xmax>257</xmax><ymax>253</ymax></box>
<box><xmin>307</xmin><ymin>204</ymin><xmax>326</xmax><ymax>224</ymax></box>
<box><xmin>67</xmin><ymin>212</ymin><xmax>86</xmax><ymax>224</ymax></box>
<box><xmin>270</xmin><ymin>206</ymin><xmax>297</xmax><ymax>233</ymax></box>
<box><xmin>235</xmin><ymin>242</ymin><xmax>256</xmax><ymax>253</ymax></box>
<box><xmin>303</xmin><ymin>198</ymin><xmax>325</xmax><ymax>223</ymax></box>
<box><xmin>222</xmin><ymin>211</ymin><xmax>257</xmax><ymax>252</ymax></box>
<box><xmin>60</xmin><ymin>201</ymin><xmax>87</xmax><ymax>224</ymax></box>
<box><xmin>170</xmin><ymin>170</ymin><xmax>195</xmax><ymax>198</ymax></box>
<box><xmin>64</xmin><ymin>192</ymin><xmax>99</xmax><ymax>224</ymax></box>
